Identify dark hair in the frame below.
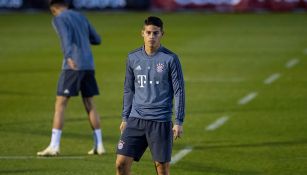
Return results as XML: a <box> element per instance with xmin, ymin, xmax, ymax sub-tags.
<box><xmin>49</xmin><ymin>0</ymin><xmax>68</xmax><ymax>6</ymax></box>
<box><xmin>144</xmin><ymin>16</ymin><xmax>163</xmax><ymax>31</ymax></box>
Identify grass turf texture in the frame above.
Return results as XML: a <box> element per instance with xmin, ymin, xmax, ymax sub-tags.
<box><xmin>0</xmin><ymin>12</ymin><xmax>307</xmax><ymax>175</ymax></box>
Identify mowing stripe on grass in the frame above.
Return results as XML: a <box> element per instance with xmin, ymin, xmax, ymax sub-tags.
<box><xmin>278</xmin><ymin>157</ymin><xmax>307</xmax><ymax>160</ymax></box>
<box><xmin>184</xmin><ymin>77</ymin><xmax>244</xmax><ymax>83</ymax></box>
<box><xmin>170</xmin><ymin>147</ymin><xmax>193</xmax><ymax>165</ymax></box>
<box><xmin>238</xmin><ymin>92</ymin><xmax>257</xmax><ymax>105</ymax></box>
<box><xmin>264</xmin><ymin>73</ymin><xmax>281</xmax><ymax>85</ymax></box>
<box><xmin>0</xmin><ymin>156</ymin><xmax>85</xmax><ymax>160</ymax></box>
<box><xmin>206</xmin><ymin>116</ymin><xmax>229</xmax><ymax>131</ymax></box>
<box><xmin>304</xmin><ymin>48</ymin><xmax>307</xmax><ymax>55</ymax></box>
<box><xmin>286</xmin><ymin>58</ymin><xmax>299</xmax><ymax>69</ymax></box>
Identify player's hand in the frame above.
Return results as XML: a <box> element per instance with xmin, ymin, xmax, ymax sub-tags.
<box><xmin>67</xmin><ymin>58</ymin><xmax>77</xmax><ymax>70</ymax></box>
<box><xmin>119</xmin><ymin>121</ymin><xmax>127</xmax><ymax>134</ymax></box>
<box><xmin>173</xmin><ymin>125</ymin><xmax>183</xmax><ymax>140</ymax></box>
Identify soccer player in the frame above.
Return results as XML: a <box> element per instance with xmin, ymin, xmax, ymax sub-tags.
<box><xmin>37</xmin><ymin>0</ymin><xmax>105</xmax><ymax>156</ymax></box>
<box><xmin>115</xmin><ymin>16</ymin><xmax>185</xmax><ymax>175</ymax></box>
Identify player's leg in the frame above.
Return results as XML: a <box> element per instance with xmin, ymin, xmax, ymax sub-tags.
<box><xmin>116</xmin><ymin>155</ymin><xmax>134</xmax><ymax>175</ymax></box>
<box><xmin>146</xmin><ymin>121</ymin><xmax>173</xmax><ymax>175</ymax></box>
<box><xmin>80</xmin><ymin>71</ymin><xmax>105</xmax><ymax>155</ymax></box>
<box><xmin>50</xmin><ymin>96</ymin><xmax>70</xmax><ymax>148</ymax></box>
<box><xmin>37</xmin><ymin>70</ymin><xmax>79</xmax><ymax>156</ymax></box>
<box><xmin>37</xmin><ymin>96</ymin><xmax>70</xmax><ymax>156</ymax></box>
<box><xmin>154</xmin><ymin>162</ymin><xmax>170</xmax><ymax>175</ymax></box>
<box><xmin>116</xmin><ymin>118</ymin><xmax>148</xmax><ymax>174</ymax></box>
<box><xmin>53</xmin><ymin>96</ymin><xmax>70</xmax><ymax>129</ymax></box>
<box><xmin>53</xmin><ymin>69</ymin><xmax>79</xmax><ymax>130</ymax></box>
<box><xmin>82</xmin><ymin>96</ymin><xmax>105</xmax><ymax>155</ymax></box>
<box><xmin>82</xmin><ymin>96</ymin><xmax>100</xmax><ymax>129</ymax></box>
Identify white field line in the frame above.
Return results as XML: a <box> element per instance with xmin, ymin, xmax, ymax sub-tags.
<box><xmin>206</xmin><ymin>116</ymin><xmax>229</xmax><ymax>131</ymax></box>
<box><xmin>170</xmin><ymin>147</ymin><xmax>193</xmax><ymax>165</ymax></box>
<box><xmin>238</xmin><ymin>92</ymin><xmax>258</xmax><ymax>105</ymax></box>
<box><xmin>0</xmin><ymin>156</ymin><xmax>85</xmax><ymax>160</ymax></box>
<box><xmin>286</xmin><ymin>58</ymin><xmax>300</xmax><ymax>69</ymax></box>
<box><xmin>264</xmin><ymin>73</ymin><xmax>281</xmax><ymax>85</ymax></box>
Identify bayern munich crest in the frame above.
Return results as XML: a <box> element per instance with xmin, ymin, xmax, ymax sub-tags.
<box><xmin>156</xmin><ymin>63</ymin><xmax>164</xmax><ymax>73</ymax></box>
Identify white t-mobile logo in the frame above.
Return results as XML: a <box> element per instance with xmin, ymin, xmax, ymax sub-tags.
<box><xmin>137</xmin><ymin>75</ymin><xmax>160</xmax><ymax>87</ymax></box>
<box><xmin>137</xmin><ymin>75</ymin><xmax>147</xmax><ymax>88</ymax></box>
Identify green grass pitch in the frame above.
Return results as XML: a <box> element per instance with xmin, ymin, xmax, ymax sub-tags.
<box><xmin>0</xmin><ymin>12</ymin><xmax>307</xmax><ymax>175</ymax></box>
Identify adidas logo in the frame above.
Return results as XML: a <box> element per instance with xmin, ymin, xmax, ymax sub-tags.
<box><xmin>135</xmin><ymin>65</ymin><xmax>142</xmax><ymax>71</ymax></box>
<box><xmin>64</xmin><ymin>89</ymin><xmax>70</xmax><ymax>94</ymax></box>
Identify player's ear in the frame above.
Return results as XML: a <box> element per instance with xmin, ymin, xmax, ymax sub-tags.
<box><xmin>141</xmin><ymin>30</ymin><xmax>144</xmax><ymax>37</ymax></box>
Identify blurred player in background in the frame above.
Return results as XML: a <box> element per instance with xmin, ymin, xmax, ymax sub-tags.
<box><xmin>115</xmin><ymin>16</ymin><xmax>185</xmax><ymax>175</ymax></box>
<box><xmin>37</xmin><ymin>0</ymin><xmax>105</xmax><ymax>156</ymax></box>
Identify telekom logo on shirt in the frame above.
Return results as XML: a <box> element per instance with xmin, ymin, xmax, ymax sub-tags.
<box><xmin>137</xmin><ymin>75</ymin><xmax>147</xmax><ymax>88</ymax></box>
<box><xmin>137</xmin><ymin>75</ymin><xmax>160</xmax><ymax>88</ymax></box>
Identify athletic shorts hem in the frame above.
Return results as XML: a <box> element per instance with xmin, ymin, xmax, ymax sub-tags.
<box><xmin>116</xmin><ymin>152</ymin><xmax>141</xmax><ymax>162</ymax></box>
<box><xmin>56</xmin><ymin>70</ymin><xmax>99</xmax><ymax>97</ymax></box>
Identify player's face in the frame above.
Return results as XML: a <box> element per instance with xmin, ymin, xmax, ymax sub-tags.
<box><xmin>142</xmin><ymin>25</ymin><xmax>163</xmax><ymax>49</ymax></box>
<box><xmin>50</xmin><ymin>5</ymin><xmax>66</xmax><ymax>16</ymax></box>
<box><xmin>50</xmin><ymin>6</ymin><xmax>58</xmax><ymax>16</ymax></box>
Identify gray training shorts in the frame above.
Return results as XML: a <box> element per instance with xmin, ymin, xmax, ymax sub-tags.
<box><xmin>116</xmin><ymin>117</ymin><xmax>173</xmax><ymax>163</ymax></box>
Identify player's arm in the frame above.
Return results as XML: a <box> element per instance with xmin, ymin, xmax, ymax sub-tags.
<box><xmin>88</xmin><ymin>21</ymin><xmax>101</xmax><ymax>45</ymax></box>
<box><xmin>52</xmin><ymin>17</ymin><xmax>73</xmax><ymax>62</ymax></box>
<box><xmin>120</xmin><ymin>57</ymin><xmax>135</xmax><ymax>133</ymax></box>
<box><xmin>170</xmin><ymin>55</ymin><xmax>185</xmax><ymax>139</ymax></box>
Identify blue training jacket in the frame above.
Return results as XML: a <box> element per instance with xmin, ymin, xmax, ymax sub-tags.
<box><xmin>122</xmin><ymin>46</ymin><xmax>185</xmax><ymax>125</ymax></box>
<box><xmin>52</xmin><ymin>9</ymin><xmax>101</xmax><ymax>70</ymax></box>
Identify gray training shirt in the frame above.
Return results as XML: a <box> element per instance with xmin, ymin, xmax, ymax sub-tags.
<box><xmin>52</xmin><ymin>9</ymin><xmax>101</xmax><ymax>70</ymax></box>
<box><xmin>122</xmin><ymin>46</ymin><xmax>185</xmax><ymax>125</ymax></box>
